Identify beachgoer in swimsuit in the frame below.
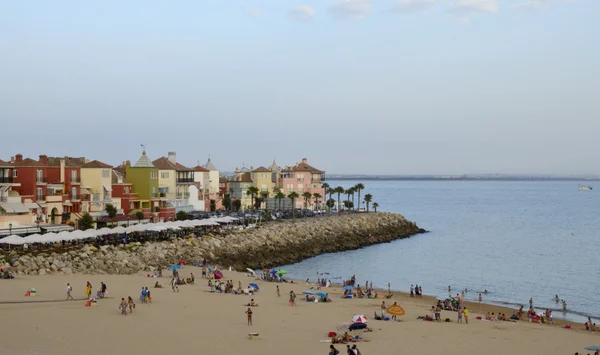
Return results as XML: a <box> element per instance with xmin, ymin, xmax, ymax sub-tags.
<box><xmin>120</xmin><ymin>298</ymin><xmax>127</xmax><ymax>315</ymax></box>
<box><xmin>245</xmin><ymin>307</ymin><xmax>253</xmax><ymax>326</ymax></box>
<box><xmin>128</xmin><ymin>296</ymin><xmax>135</xmax><ymax>313</ymax></box>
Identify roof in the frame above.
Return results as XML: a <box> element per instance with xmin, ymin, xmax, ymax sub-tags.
<box><xmin>114</xmin><ymin>164</ymin><xmax>126</xmax><ymax>175</ymax></box>
<box><xmin>133</xmin><ymin>152</ymin><xmax>155</xmax><ymax>168</ymax></box>
<box><xmin>252</xmin><ymin>166</ymin><xmax>270</xmax><ymax>172</ymax></box>
<box><xmin>239</xmin><ymin>172</ymin><xmax>252</xmax><ymax>182</ymax></box>
<box><xmin>112</xmin><ymin>170</ymin><xmax>126</xmax><ymax>184</ymax></box>
<box><xmin>219</xmin><ymin>177</ymin><xmax>228</xmax><ymax>183</ymax></box>
<box><xmin>82</xmin><ymin>160</ymin><xmax>113</xmax><ymax>169</ymax></box>
<box><xmin>283</xmin><ymin>161</ymin><xmax>324</xmax><ymax>174</ymax></box>
<box><xmin>47</xmin><ymin>157</ymin><xmax>86</xmax><ymax>167</ymax></box>
<box><xmin>13</xmin><ymin>158</ymin><xmax>46</xmax><ymax>167</ymax></box>
<box><xmin>152</xmin><ymin>157</ymin><xmax>192</xmax><ymax>171</ymax></box>
<box><xmin>205</xmin><ymin>158</ymin><xmax>217</xmax><ymax>171</ymax></box>
<box><xmin>194</xmin><ymin>165</ymin><xmax>210</xmax><ymax>172</ymax></box>
<box><xmin>0</xmin><ymin>159</ymin><xmax>10</xmax><ymax>166</ymax></box>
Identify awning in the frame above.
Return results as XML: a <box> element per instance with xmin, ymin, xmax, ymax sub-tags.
<box><xmin>63</xmin><ymin>202</ymin><xmax>73</xmax><ymax>207</ymax></box>
<box><xmin>37</xmin><ymin>202</ymin><xmax>47</xmax><ymax>208</ymax></box>
<box><xmin>40</xmin><ymin>225</ymin><xmax>74</xmax><ymax>233</ymax></box>
<box><xmin>81</xmin><ymin>185</ymin><xmax>91</xmax><ymax>189</ymax></box>
<box><xmin>0</xmin><ymin>203</ymin><xmax>31</xmax><ymax>213</ymax></box>
<box><xmin>0</xmin><ymin>226</ymin><xmax>41</xmax><ymax>236</ymax></box>
<box><xmin>23</xmin><ymin>203</ymin><xmax>40</xmax><ymax>209</ymax></box>
<box><xmin>48</xmin><ymin>183</ymin><xmax>64</xmax><ymax>190</ymax></box>
<box><xmin>103</xmin><ymin>185</ymin><xmax>112</xmax><ymax>192</ymax></box>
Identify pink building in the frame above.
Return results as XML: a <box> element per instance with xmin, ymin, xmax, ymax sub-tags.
<box><xmin>279</xmin><ymin>158</ymin><xmax>325</xmax><ymax>209</ymax></box>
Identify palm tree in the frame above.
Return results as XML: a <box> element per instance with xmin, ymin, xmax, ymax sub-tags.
<box><xmin>321</xmin><ymin>183</ymin><xmax>330</xmax><ymax>196</ymax></box>
<box><xmin>364</xmin><ymin>194</ymin><xmax>373</xmax><ymax>212</ymax></box>
<box><xmin>372</xmin><ymin>202</ymin><xmax>379</xmax><ymax>212</ymax></box>
<box><xmin>275</xmin><ymin>191</ymin><xmax>285</xmax><ymax>210</ymax></box>
<box><xmin>312</xmin><ymin>193</ymin><xmax>322</xmax><ymax>211</ymax></box>
<box><xmin>354</xmin><ymin>183</ymin><xmax>364</xmax><ymax>212</ymax></box>
<box><xmin>345</xmin><ymin>187</ymin><xmax>355</xmax><ymax>210</ymax></box>
<box><xmin>335</xmin><ymin>186</ymin><xmax>344</xmax><ymax>212</ymax></box>
<box><xmin>246</xmin><ymin>186</ymin><xmax>259</xmax><ymax>210</ymax></box>
<box><xmin>302</xmin><ymin>191</ymin><xmax>312</xmax><ymax>210</ymax></box>
<box><xmin>288</xmin><ymin>191</ymin><xmax>299</xmax><ymax>218</ymax></box>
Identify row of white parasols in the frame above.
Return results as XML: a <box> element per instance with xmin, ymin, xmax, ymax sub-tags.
<box><xmin>0</xmin><ymin>216</ymin><xmax>239</xmax><ymax>245</ymax></box>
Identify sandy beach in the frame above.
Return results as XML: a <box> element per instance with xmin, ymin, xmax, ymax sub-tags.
<box><xmin>0</xmin><ymin>268</ymin><xmax>598</xmax><ymax>355</ymax></box>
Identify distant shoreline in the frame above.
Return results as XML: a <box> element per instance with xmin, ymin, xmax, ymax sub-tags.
<box><xmin>327</xmin><ymin>177</ymin><xmax>599</xmax><ymax>182</ymax></box>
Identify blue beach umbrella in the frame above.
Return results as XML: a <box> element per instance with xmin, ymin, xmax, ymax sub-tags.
<box><xmin>303</xmin><ymin>290</ymin><xmax>314</xmax><ymax>295</ymax></box>
<box><xmin>342</xmin><ymin>286</ymin><xmax>353</xmax><ymax>291</ymax></box>
<box><xmin>585</xmin><ymin>346</ymin><xmax>600</xmax><ymax>351</ymax></box>
<box><xmin>249</xmin><ymin>283</ymin><xmax>259</xmax><ymax>290</ymax></box>
<box><xmin>316</xmin><ymin>292</ymin><xmax>327</xmax><ymax>298</ymax></box>
<box><xmin>276</xmin><ymin>270</ymin><xmax>288</xmax><ymax>275</ymax></box>
<box><xmin>168</xmin><ymin>265</ymin><xmax>182</xmax><ymax>271</ymax></box>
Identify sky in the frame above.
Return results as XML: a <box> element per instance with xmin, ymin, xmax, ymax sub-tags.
<box><xmin>1</xmin><ymin>0</ymin><xmax>599</xmax><ymax>175</ymax></box>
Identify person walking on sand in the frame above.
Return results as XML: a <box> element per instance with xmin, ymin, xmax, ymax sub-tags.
<box><xmin>381</xmin><ymin>301</ymin><xmax>386</xmax><ymax>318</ymax></box>
<box><xmin>329</xmin><ymin>344</ymin><xmax>340</xmax><ymax>355</ymax></box>
<box><xmin>245</xmin><ymin>307</ymin><xmax>253</xmax><ymax>326</ymax></box>
<box><xmin>478</xmin><ymin>293</ymin><xmax>482</xmax><ymax>305</ymax></box>
<box><xmin>85</xmin><ymin>282</ymin><xmax>92</xmax><ymax>298</ymax></box>
<box><xmin>101</xmin><ymin>282</ymin><xmax>107</xmax><ymax>298</ymax></box>
<box><xmin>145</xmin><ymin>287</ymin><xmax>151</xmax><ymax>303</ymax></box>
<box><xmin>119</xmin><ymin>298</ymin><xmax>127</xmax><ymax>316</ymax></box>
<box><xmin>458</xmin><ymin>307</ymin><xmax>464</xmax><ymax>324</ymax></box>
<box><xmin>289</xmin><ymin>291</ymin><xmax>296</xmax><ymax>306</ymax></box>
<box><xmin>127</xmin><ymin>296</ymin><xmax>135</xmax><ymax>313</ymax></box>
<box><xmin>351</xmin><ymin>344</ymin><xmax>361</xmax><ymax>355</ymax></box>
<box><xmin>464</xmin><ymin>307</ymin><xmax>469</xmax><ymax>324</ymax></box>
<box><xmin>276</xmin><ymin>285</ymin><xmax>280</xmax><ymax>297</ymax></box>
<box><xmin>66</xmin><ymin>283</ymin><xmax>73</xmax><ymax>300</ymax></box>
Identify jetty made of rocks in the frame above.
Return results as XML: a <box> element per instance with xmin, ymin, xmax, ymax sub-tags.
<box><xmin>11</xmin><ymin>213</ymin><xmax>426</xmax><ymax>276</ymax></box>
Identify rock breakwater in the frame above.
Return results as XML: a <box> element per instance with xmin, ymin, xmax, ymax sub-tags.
<box><xmin>12</xmin><ymin>213</ymin><xmax>425</xmax><ymax>275</ymax></box>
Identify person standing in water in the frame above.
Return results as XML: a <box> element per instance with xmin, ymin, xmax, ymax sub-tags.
<box><xmin>529</xmin><ymin>298</ymin><xmax>533</xmax><ymax>308</ymax></box>
<box><xmin>562</xmin><ymin>300</ymin><xmax>567</xmax><ymax>311</ymax></box>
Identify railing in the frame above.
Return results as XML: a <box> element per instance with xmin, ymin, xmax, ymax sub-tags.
<box><xmin>70</xmin><ymin>177</ymin><xmax>81</xmax><ymax>183</ymax></box>
<box><xmin>36</xmin><ymin>177</ymin><xmax>47</xmax><ymax>183</ymax></box>
<box><xmin>151</xmin><ymin>193</ymin><xmax>159</xmax><ymax>198</ymax></box>
<box><xmin>71</xmin><ymin>194</ymin><xmax>80</xmax><ymax>200</ymax></box>
<box><xmin>177</xmin><ymin>178</ymin><xmax>194</xmax><ymax>183</ymax></box>
<box><xmin>36</xmin><ymin>195</ymin><xmax>46</xmax><ymax>201</ymax></box>
<box><xmin>103</xmin><ymin>195</ymin><xmax>112</xmax><ymax>201</ymax></box>
<box><xmin>0</xmin><ymin>177</ymin><xmax>13</xmax><ymax>183</ymax></box>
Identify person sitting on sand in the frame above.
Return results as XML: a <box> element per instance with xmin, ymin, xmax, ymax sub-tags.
<box><xmin>342</xmin><ymin>332</ymin><xmax>353</xmax><ymax>343</ymax></box>
<box><xmin>154</xmin><ymin>281</ymin><xmax>162</xmax><ymax>288</ymax></box>
<box><xmin>491</xmin><ymin>313</ymin><xmax>497</xmax><ymax>321</ymax></box>
<box><xmin>518</xmin><ymin>306</ymin><xmax>524</xmax><ymax>320</ymax></box>
<box><xmin>485</xmin><ymin>312</ymin><xmax>491</xmax><ymax>320</ymax></box>
<box><xmin>249</xmin><ymin>299</ymin><xmax>259</xmax><ymax>307</ymax></box>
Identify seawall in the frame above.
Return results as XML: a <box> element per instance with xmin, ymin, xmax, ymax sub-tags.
<box><xmin>12</xmin><ymin>213</ymin><xmax>426</xmax><ymax>275</ymax></box>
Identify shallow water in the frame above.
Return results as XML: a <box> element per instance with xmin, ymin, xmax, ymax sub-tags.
<box><xmin>279</xmin><ymin>180</ymin><xmax>600</xmax><ymax>323</ymax></box>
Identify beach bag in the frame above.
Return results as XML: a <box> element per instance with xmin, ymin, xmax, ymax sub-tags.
<box><xmin>328</xmin><ymin>332</ymin><xmax>336</xmax><ymax>337</ymax></box>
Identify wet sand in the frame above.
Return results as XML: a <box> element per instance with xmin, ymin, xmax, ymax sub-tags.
<box><xmin>0</xmin><ymin>268</ymin><xmax>598</xmax><ymax>355</ymax></box>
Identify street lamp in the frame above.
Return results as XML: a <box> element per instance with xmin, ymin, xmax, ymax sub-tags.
<box><xmin>127</xmin><ymin>215</ymin><xmax>131</xmax><ymax>227</ymax></box>
<box><xmin>9</xmin><ymin>223</ymin><xmax>12</xmax><ymax>235</ymax></box>
<box><xmin>171</xmin><ymin>213</ymin><xmax>174</xmax><ymax>222</ymax></box>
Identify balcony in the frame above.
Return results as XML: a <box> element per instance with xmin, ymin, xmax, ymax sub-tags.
<box><xmin>71</xmin><ymin>194</ymin><xmax>81</xmax><ymax>200</ymax></box>
<box><xmin>70</xmin><ymin>177</ymin><xmax>81</xmax><ymax>184</ymax></box>
<box><xmin>151</xmin><ymin>193</ymin><xmax>159</xmax><ymax>198</ymax></box>
<box><xmin>176</xmin><ymin>192</ymin><xmax>191</xmax><ymax>199</ymax></box>
<box><xmin>36</xmin><ymin>195</ymin><xmax>46</xmax><ymax>201</ymax></box>
<box><xmin>0</xmin><ymin>177</ymin><xmax>13</xmax><ymax>184</ymax></box>
<box><xmin>103</xmin><ymin>195</ymin><xmax>112</xmax><ymax>201</ymax></box>
<box><xmin>36</xmin><ymin>177</ymin><xmax>47</xmax><ymax>184</ymax></box>
<box><xmin>176</xmin><ymin>178</ymin><xmax>194</xmax><ymax>184</ymax></box>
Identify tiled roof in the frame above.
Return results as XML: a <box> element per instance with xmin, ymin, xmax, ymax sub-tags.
<box><xmin>47</xmin><ymin>157</ymin><xmax>86</xmax><ymax>167</ymax></box>
<box><xmin>114</xmin><ymin>164</ymin><xmax>126</xmax><ymax>175</ymax></box>
<box><xmin>0</xmin><ymin>159</ymin><xmax>9</xmax><ymax>166</ymax></box>
<box><xmin>13</xmin><ymin>158</ymin><xmax>46</xmax><ymax>167</ymax></box>
<box><xmin>239</xmin><ymin>172</ymin><xmax>252</xmax><ymax>182</ymax></box>
<box><xmin>133</xmin><ymin>152</ymin><xmax>155</xmax><ymax>168</ymax></box>
<box><xmin>112</xmin><ymin>170</ymin><xmax>126</xmax><ymax>184</ymax></box>
<box><xmin>252</xmin><ymin>166</ymin><xmax>270</xmax><ymax>172</ymax></box>
<box><xmin>82</xmin><ymin>160</ymin><xmax>112</xmax><ymax>168</ymax></box>
<box><xmin>152</xmin><ymin>157</ymin><xmax>192</xmax><ymax>171</ymax></box>
<box><xmin>194</xmin><ymin>165</ymin><xmax>210</xmax><ymax>172</ymax></box>
<box><xmin>283</xmin><ymin>161</ymin><xmax>324</xmax><ymax>174</ymax></box>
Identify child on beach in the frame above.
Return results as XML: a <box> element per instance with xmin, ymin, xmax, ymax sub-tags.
<box><xmin>66</xmin><ymin>283</ymin><xmax>73</xmax><ymax>300</ymax></box>
<box><xmin>119</xmin><ymin>298</ymin><xmax>127</xmax><ymax>315</ymax></box>
<box><xmin>464</xmin><ymin>307</ymin><xmax>469</xmax><ymax>324</ymax></box>
<box><xmin>458</xmin><ymin>307</ymin><xmax>464</xmax><ymax>323</ymax></box>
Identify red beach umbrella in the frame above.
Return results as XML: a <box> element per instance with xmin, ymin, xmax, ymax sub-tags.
<box><xmin>214</xmin><ymin>270</ymin><xmax>223</xmax><ymax>280</ymax></box>
<box><xmin>352</xmin><ymin>314</ymin><xmax>368</xmax><ymax>324</ymax></box>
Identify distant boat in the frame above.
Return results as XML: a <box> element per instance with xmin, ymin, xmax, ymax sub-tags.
<box><xmin>578</xmin><ymin>185</ymin><xmax>593</xmax><ymax>191</ymax></box>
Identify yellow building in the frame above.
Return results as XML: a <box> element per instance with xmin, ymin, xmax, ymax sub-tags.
<box><xmin>251</xmin><ymin>166</ymin><xmax>274</xmax><ymax>198</ymax></box>
<box><xmin>80</xmin><ymin>160</ymin><xmax>122</xmax><ymax>215</ymax></box>
<box><xmin>152</xmin><ymin>152</ymin><xmax>194</xmax><ymax>211</ymax></box>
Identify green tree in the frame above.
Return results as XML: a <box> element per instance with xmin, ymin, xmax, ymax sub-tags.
<box><xmin>105</xmin><ymin>204</ymin><xmax>117</xmax><ymax>219</ymax></box>
<box><xmin>176</xmin><ymin>211</ymin><xmax>189</xmax><ymax>221</ymax></box>
<box><xmin>343</xmin><ymin>200</ymin><xmax>354</xmax><ymax>209</ymax></box>
<box><xmin>246</xmin><ymin>186</ymin><xmax>259</xmax><ymax>210</ymax></box>
<box><xmin>135</xmin><ymin>211</ymin><xmax>144</xmax><ymax>222</ymax></box>
<box><xmin>302</xmin><ymin>191</ymin><xmax>312</xmax><ymax>210</ymax></box>
<box><xmin>233</xmin><ymin>199</ymin><xmax>242</xmax><ymax>212</ymax></box>
<box><xmin>321</xmin><ymin>183</ymin><xmax>330</xmax><ymax>200</ymax></box>
<box><xmin>287</xmin><ymin>192</ymin><xmax>299</xmax><ymax>218</ymax></box>
<box><xmin>275</xmin><ymin>191</ymin><xmax>286</xmax><ymax>210</ymax></box>
<box><xmin>312</xmin><ymin>192</ymin><xmax>322</xmax><ymax>211</ymax></box>
<box><xmin>364</xmin><ymin>194</ymin><xmax>373</xmax><ymax>212</ymax></box>
<box><xmin>372</xmin><ymin>202</ymin><xmax>379</xmax><ymax>212</ymax></box>
<box><xmin>254</xmin><ymin>197</ymin><xmax>263</xmax><ymax>210</ymax></box>
<box><xmin>345</xmin><ymin>188</ymin><xmax>355</xmax><ymax>210</ymax></box>
<box><xmin>334</xmin><ymin>186</ymin><xmax>344</xmax><ymax>211</ymax></box>
<box><xmin>326</xmin><ymin>198</ymin><xmax>335</xmax><ymax>209</ymax></box>
<box><xmin>79</xmin><ymin>212</ymin><xmax>94</xmax><ymax>231</ymax></box>
<box><xmin>210</xmin><ymin>199</ymin><xmax>216</xmax><ymax>212</ymax></box>
<box><xmin>354</xmin><ymin>183</ymin><xmax>364</xmax><ymax>212</ymax></box>
<box><xmin>223</xmin><ymin>194</ymin><xmax>232</xmax><ymax>211</ymax></box>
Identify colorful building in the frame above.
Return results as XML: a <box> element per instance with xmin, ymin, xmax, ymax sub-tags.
<box><xmin>152</xmin><ymin>152</ymin><xmax>195</xmax><ymax>213</ymax></box>
<box><xmin>279</xmin><ymin>158</ymin><xmax>326</xmax><ymax>209</ymax></box>
<box><xmin>125</xmin><ymin>150</ymin><xmax>162</xmax><ymax>220</ymax></box>
<box><xmin>229</xmin><ymin>170</ymin><xmax>253</xmax><ymax>210</ymax></box>
<box><xmin>251</xmin><ymin>166</ymin><xmax>274</xmax><ymax>199</ymax></box>
<box><xmin>79</xmin><ymin>160</ymin><xmax>123</xmax><ymax>222</ymax></box>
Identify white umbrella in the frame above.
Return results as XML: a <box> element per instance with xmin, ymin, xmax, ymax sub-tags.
<box><xmin>112</xmin><ymin>226</ymin><xmax>126</xmax><ymax>234</ymax></box>
<box><xmin>246</xmin><ymin>268</ymin><xmax>256</xmax><ymax>276</ymax></box>
<box><xmin>0</xmin><ymin>235</ymin><xmax>25</xmax><ymax>245</ymax></box>
<box><xmin>23</xmin><ymin>234</ymin><xmax>44</xmax><ymax>244</ymax></box>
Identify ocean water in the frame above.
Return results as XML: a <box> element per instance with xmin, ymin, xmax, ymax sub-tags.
<box><xmin>279</xmin><ymin>180</ymin><xmax>600</xmax><ymax>323</ymax></box>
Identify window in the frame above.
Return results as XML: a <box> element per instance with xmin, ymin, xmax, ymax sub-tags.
<box><xmin>151</xmin><ymin>172</ymin><xmax>157</xmax><ymax>179</ymax></box>
<box><xmin>130</xmin><ymin>202</ymin><xmax>134</xmax><ymax>209</ymax></box>
<box><xmin>83</xmin><ymin>204</ymin><xmax>88</xmax><ymax>212</ymax></box>
<box><xmin>124</xmin><ymin>187</ymin><xmax>129</xmax><ymax>194</ymax></box>
<box><xmin>72</xmin><ymin>187</ymin><xmax>77</xmax><ymax>198</ymax></box>
<box><xmin>36</xmin><ymin>169</ymin><xmax>43</xmax><ymax>182</ymax></box>
<box><xmin>102</xmin><ymin>170</ymin><xmax>109</xmax><ymax>178</ymax></box>
<box><xmin>161</xmin><ymin>172</ymin><xmax>169</xmax><ymax>179</ymax></box>
<box><xmin>36</xmin><ymin>187</ymin><xmax>43</xmax><ymax>200</ymax></box>
<box><xmin>71</xmin><ymin>170</ymin><xmax>77</xmax><ymax>180</ymax></box>
<box><xmin>12</xmin><ymin>169</ymin><xmax>17</xmax><ymax>177</ymax></box>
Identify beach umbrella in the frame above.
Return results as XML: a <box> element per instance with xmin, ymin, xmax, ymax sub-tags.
<box><xmin>276</xmin><ymin>270</ymin><xmax>288</xmax><ymax>275</ymax></box>
<box><xmin>246</xmin><ymin>268</ymin><xmax>256</xmax><ymax>275</ymax></box>
<box><xmin>303</xmin><ymin>290</ymin><xmax>314</xmax><ymax>295</ymax></box>
<box><xmin>585</xmin><ymin>346</ymin><xmax>600</xmax><ymax>351</ymax></box>
<box><xmin>0</xmin><ymin>235</ymin><xmax>25</xmax><ymax>245</ymax></box>
<box><xmin>249</xmin><ymin>283</ymin><xmax>259</xmax><ymax>290</ymax></box>
<box><xmin>167</xmin><ymin>265</ymin><xmax>182</xmax><ymax>271</ymax></box>
<box><xmin>352</xmin><ymin>315</ymin><xmax>368</xmax><ymax>324</ymax></box>
<box><xmin>349</xmin><ymin>322</ymin><xmax>367</xmax><ymax>331</ymax></box>
<box><xmin>214</xmin><ymin>270</ymin><xmax>223</xmax><ymax>280</ymax></box>
<box><xmin>316</xmin><ymin>292</ymin><xmax>327</xmax><ymax>298</ymax></box>
<box><xmin>342</xmin><ymin>285</ymin><xmax>353</xmax><ymax>291</ymax></box>
<box><xmin>386</xmin><ymin>304</ymin><xmax>406</xmax><ymax>316</ymax></box>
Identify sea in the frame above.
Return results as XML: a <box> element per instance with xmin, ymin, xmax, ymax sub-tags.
<box><xmin>278</xmin><ymin>180</ymin><xmax>600</xmax><ymax>323</ymax></box>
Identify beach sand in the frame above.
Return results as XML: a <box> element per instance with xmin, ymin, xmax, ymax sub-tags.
<box><xmin>0</xmin><ymin>268</ymin><xmax>597</xmax><ymax>355</ymax></box>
